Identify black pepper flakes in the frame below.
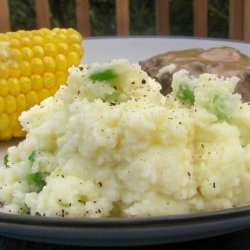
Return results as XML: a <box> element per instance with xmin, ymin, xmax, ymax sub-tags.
<box><xmin>141</xmin><ymin>79</ymin><xmax>146</xmax><ymax>84</ymax></box>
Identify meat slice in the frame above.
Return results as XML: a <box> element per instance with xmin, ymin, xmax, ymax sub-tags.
<box><xmin>139</xmin><ymin>47</ymin><xmax>250</xmax><ymax>101</ymax></box>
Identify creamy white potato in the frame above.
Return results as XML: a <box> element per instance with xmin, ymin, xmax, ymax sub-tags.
<box><xmin>0</xmin><ymin>59</ymin><xmax>250</xmax><ymax>218</ymax></box>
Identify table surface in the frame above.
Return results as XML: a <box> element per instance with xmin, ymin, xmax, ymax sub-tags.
<box><xmin>1</xmin><ymin>36</ymin><xmax>250</xmax><ymax>249</ymax></box>
<box><xmin>0</xmin><ymin>228</ymin><xmax>250</xmax><ymax>250</ymax></box>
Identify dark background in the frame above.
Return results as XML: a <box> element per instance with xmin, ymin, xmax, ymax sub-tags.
<box><xmin>9</xmin><ymin>0</ymin><xmax>228</xmax><ymax>38</ymax></box>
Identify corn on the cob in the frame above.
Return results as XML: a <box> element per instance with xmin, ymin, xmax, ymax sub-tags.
<box><xmin>0</xmin><ymin>28</ymin><xmax>84</xmax><ymax>141</ymax></box>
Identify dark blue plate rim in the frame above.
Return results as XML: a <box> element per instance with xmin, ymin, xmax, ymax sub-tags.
<box><xmin>0</xmin><ymin>205</ymin><xmax>250</xmax><ymax>227</ymax></box>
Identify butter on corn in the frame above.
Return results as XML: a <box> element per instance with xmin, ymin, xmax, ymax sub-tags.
<box><xmin>0</xmin><ymin>28</ymin><xmax>84</xmax><ymax>140</ymax></box>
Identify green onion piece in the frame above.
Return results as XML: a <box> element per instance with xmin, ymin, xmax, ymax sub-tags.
<box><xmin>3</xmin><ymin>154</ymin><xmax>9</xmax><ymax>167</ymax></box>
<box><xmin>177</xmin><ymin>84</ymin><xmax>195</xmax><ymax>105</ymax></box>
<box><xmin>205</xmin><ymin>94</ymin><xmax>230</xmax><ymax>120</ymax></box>
<box><xmin>104</xmin><ymin>90</ymin><xmax>121</xmax><ymax>103</ymax></box>
<box><xmin>27</xmin><ymin>172</ymin><xmax>46</xmax><ymax>192</ymax></box>
<box><xmin>89</xmin><ymin>69</ymin><xmax>118</xmax><ymax>81</ymax></box>
<box><xmin>28</xmin><ymin>151</ymin><xmax>36</xmax><ymax>163</ymax></box>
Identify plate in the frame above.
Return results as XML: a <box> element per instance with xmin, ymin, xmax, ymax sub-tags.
<box><xmin>82</xmin><ymin>36</ymin><xmax>250</xmax><ymax>63</ymax></box>
<box><xmin>0</xmin><ymin>36</ymin><xmax>250</xmax><ymax>247</ymax></box>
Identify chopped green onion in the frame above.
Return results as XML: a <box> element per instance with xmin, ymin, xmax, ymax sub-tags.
<box><xmin>89</xmin><ymin>69</ymin><xmax>118</xmax><ymax>81</ymax></box>
<box><xmin>28</xmin><ymin>151</ymin><xmax>36</xmax><ymax>163</ymax></box>
<box><xmin>177</xmin><ymin>84</ymin><xmax>195</xmax><ymax>105</ymax></box>
<box><xmin>104</xmin><ymin>90</ymin><xmax>121</xmax><ymax>103</ymax></box>
<box><xmin>27</xmin><ymin>172</ymin><xmax>46</xmax><ymax>192</ymax></box>
<box><xmin>3</xmin><ymin>154</ymin><xmax>9</xmax><ymax>168</ymax></box>
<box><xmin>205</xmin><ymin>94</ymin><xmax>231</xmax><ymax>120</ymax></box>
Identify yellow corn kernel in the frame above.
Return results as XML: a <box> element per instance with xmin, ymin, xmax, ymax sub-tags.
<box><xmin>31</xmin><ymin>74</ymin><xmax>43</xmax><ymax>91</ymax></box>
<box><xmin>67</xmin><ymin>52</ymin><xmax>80</xmax><ymax>67</ymax></box>
<box><xmin>16</xmin><ymin>30</ymin><xmax>27</xmax><ymax>38</ymax></box>
<box><xmin>31</xmin><ymin>57</ymin><xmax>44</xmax><ymax>74</ymax></box>
<box><xmin>38</xmin><ymin>89</ymin><xmax>50</xmax><ymax>102</ymax></box>
<box><xmin>9</xmin><ymin>113</ymin><xmax>19</xmax><ymax>129</ymax></box>
<box><xmin>49</xmin><ymin>86</ymin><xmax>59</xmax><ymax>95</ymax></box>
<box><xmin>9</xmin><ymin>63</ymin><xmax>21</xmax><ymax>78</ymax></box>
<box><xmin>21</xmin><ymin>47</ymin><xmax>33</xmax><ymax>60</ymax></box>
<box><xmin>32</xmin><ymin>45</ymin><xmax>44</xmax><ymax>58</ymax></box>
<box><xmin>69</xmin><ymin>33</ymin><xmax>82</xmax><ymax>44</ymax></box>
<box><xmin>33</xmin><ymin>35</ymin><xmax>44</xmax><ymax>45</ymax></box>
<box><xmin>0</xmin><ymin>113</ymin><xmax>9</xmax><ymax>130</ymax></box>
<box><xmin>55</xmin><ymin>71</ymin><xmax>67</xmax><ymax>86</ymax></box>
<box><xmin>43</xmin><ymin>56</ymin><xmax>56</xmax><ymax>72</ymax></box>
<box><xmin>12</xmin><ymin>125</ymin><xmax>25</xmax><ymax>138</ymax></box>
<box><xmin>71</xmin><ymin>43</ymin><xmax>84</xmax><ymax>56</ymax></box>
<box><xmin>0</xmin><ymin>64</ymin><xmax>10</xmax><ymax>78</ymax></box>
<box><xmin>10</xmin><ymin>39</ymin><xmax>20</xmax><ymax>48</ymax></box>
<box><xmin>16</xmin><ymin>94</ymin><xmax>26</xmax><ymax>112</ymax></box>
<box><xmin>20</xmin><ymin>36</ymin><xmax>32</xmax><ymax>47</ymax></box>
<box><xmin>9</xmin><ymin>117</ymin><xmax>23</xmax><ymax>137</ymax></box>
<box><xmin>6</xmin><ymin>32</ymin><xmax>17</xmax><ymax>39</ymax></box>
<box><xmin>56</xmin><ymin>33</ymin><xmax>67</xmax><ymax>42</ymax></box>
<box><xmin>0</xmin><ymin>97</ymin><xmax>4</xmax><ymax>113</ymax></box>
<box><xmin>43</xmin><ymin>72</ymin><xmax>56</xmax><ymax>89</ymax></box>
<box><xmin>44</xmin><ymin>43</ymin><xmax>58</xmax><ymax>57</ymax></box>
<box><xmin>8</xmin><ymin>78</ymin><xmax>21</xmax><ymax>96</ymax></box>
<box><xmin>0</xmin><ymin>79</ymin><xmax>8</xmax><ymax>96</ymax></box>
<box><xmin>9</xmin><ymin>113</ymin><xmax>25</xmax><ymax>138</ymax></box>
<box><xmin>26</xmin><ymin>91</ymin><xmax>39</xmax><ymax>108</ymax></box>
<box><xmin>0</xmin><ymin>128</ymin><xmax>12</xmax><ymax>140</ymax></box>
<box><xmin>20</xmin><ymin>76</ymin><xmax>32</xmax><ymax>93</ymax></box>
<box><xmin>20</xmin><ymin>61</ymin><xmax>31</xmax><ymax>76</ymax></box>
<box><xmin>55</xmin><ymin>54</ymin><xmax>67</xmax><ymax>71</ymax></box>
<box><xmin>10</xmin><ymin>48</ymin><xmax>22</xmax><ymax>61</ymax></box>
<box><xmin>5</xmin><ymin>95</ymin><xmax>16</xmax><ymax>113</ymax></box>
<box><xmin>57</xmin><ymin>43</ymin><xmax>69</xmax><ymax>54</ymax></box>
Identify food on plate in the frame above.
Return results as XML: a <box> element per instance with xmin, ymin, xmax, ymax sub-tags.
<box><xmin>0</xmin><ymin>28</ymin><xmax>84</xmax><ymax>141</ymax></box>
<box><xmin>140</xmin><ymin>46</ymin><xmax>250</xmax><ymax>101</ymax></box>
<box><xmin>0</xmin><ymin>59</ymin><xmax>250</xmax><ymax>218</ymax></box>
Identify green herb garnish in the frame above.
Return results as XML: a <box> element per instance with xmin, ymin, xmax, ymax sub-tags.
<box><xmin>3</xmin><ymin>154</ymin><xmax>9</xmax><ymax>167</ymax></box>
<box><xmin>205</xmin><ymin>93</ymin><xmax>231</xmax><ymax>120</ymax></box>
<box><xmin>177</xmin><ymin>84</ymin><xmax>195</xmax><ymax>105</ymax></box>
<box><xmin>28</xmin><ymin>151</ymin><xmax>36</xmax><ymax>163</ymax></box>
<box><xmin>104</xmin><ymin>90</ymin><xmax>122</xmax><ymax>103</ymax></box>
<box><xmin>89</xmin><ymin>69</ymin><xmax>118</xmax><ymax>81</ymax></box>
<box><xmin>27</xmin><ymin>172</ymin><xmax>46</xmax><ymax>192</ymax></box>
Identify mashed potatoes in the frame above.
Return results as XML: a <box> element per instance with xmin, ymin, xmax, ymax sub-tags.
<box><xmin>0</xmin><ymin>59</ymin><xmax>250</xmax><ymax>218</ymax></box>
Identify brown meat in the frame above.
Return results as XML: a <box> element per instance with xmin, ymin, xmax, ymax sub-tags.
<box><xmin>139</xmin><ymin>47</ymin><xmax>250</xmax><ymax>101</ymax></box>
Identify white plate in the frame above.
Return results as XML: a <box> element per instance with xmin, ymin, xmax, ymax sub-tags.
<box><xmin>0</xmin><ymin>37</ymin><xmax>250</xmax><ymax>247</ymax></box>
<box><xmin>82</xmin><ymin>36</ymin><xmax>250</xmax><ymax>63</ymax></box>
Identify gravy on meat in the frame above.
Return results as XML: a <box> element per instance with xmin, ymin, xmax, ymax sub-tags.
<box><xmin>139</xmin><ymin>47</ymin><xmax>250</xmax><ymax>101</ymax></box>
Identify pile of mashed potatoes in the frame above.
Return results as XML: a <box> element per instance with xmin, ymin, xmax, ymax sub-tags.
<box><xmin>0</xmin><ymin>59</ymin><xmax>250</xmax><ymax>218</ymax></box>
